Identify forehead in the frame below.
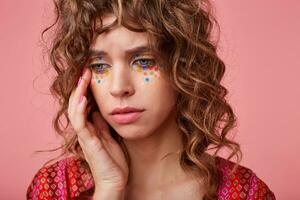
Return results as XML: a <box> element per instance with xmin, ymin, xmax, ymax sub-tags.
<box><xmin>90</xmin><ymin>14</ymin><xmax>149</xmax><ymax>52</ymax></box>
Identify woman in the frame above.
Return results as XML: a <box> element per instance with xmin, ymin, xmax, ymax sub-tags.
<box><xmin>26</xmin><ymin>0</ymin><xmax>275</xmax><ymax>199</ymax></box>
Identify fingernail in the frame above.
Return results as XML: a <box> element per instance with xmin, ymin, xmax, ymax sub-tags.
<box><xmin>80</xmin><ymin>95</ymin><xmax>84</xmax><ymax>103</ymax></box>
<box><xmin>77</xmin><ymin>77</ymin><xmax>82</xmax><ymax>87</ymax></box>
<box><xmin>82</xmin><ymin>67</ymin><xmax>88</xmax><ymax>76</ymax></box>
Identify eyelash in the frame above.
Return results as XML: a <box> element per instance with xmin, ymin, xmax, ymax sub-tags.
<box><xmin>88</xmin><ymin>58</ymin><xmax>156</xmax><ymax>72</ymax></box>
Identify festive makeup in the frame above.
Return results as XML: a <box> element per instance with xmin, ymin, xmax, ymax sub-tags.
<box><xmin>88</xmin><ymin>57</ymin><xmax>110</xmax><ymax>84</ymax></box>
<box><xmin>131</xmin><ymin>56</ymin><xmax>160</xmax><ymax>83</ymax></box>
<box><xmin>87</xmin><ymin>45</ymin><xmax>162</xmax><ymax>84</ymax></box>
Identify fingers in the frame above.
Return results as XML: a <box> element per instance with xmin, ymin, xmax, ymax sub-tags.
<box><xmin>67</xmin><ymin>67</ymin><xmax>113</xmax><ymax>147</ymax></box>
<box><xmin>69</xmin><ymin>67</ymin><xmax>90</xmax><ymax>108</ymax></box>
<box><xmin>72</xmin><ymin>67</ymin><xmax>92</xmax><ymax>108</ymax></box>
<box><xmin>68</xmin><ymin>67</ymin><xmax>92</xmax><ymax>131</ymax></box>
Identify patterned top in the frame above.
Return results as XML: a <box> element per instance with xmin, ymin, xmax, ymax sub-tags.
<box><xmin>26</xmin><ymin>156</ymin><xmax>276</xmax><ymax>200</ymax></box>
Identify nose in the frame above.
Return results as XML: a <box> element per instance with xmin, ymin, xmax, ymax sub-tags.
<box><xmin>109</xmin><ymin>64</ymin><xmax>135</xmax><ymax>98</ymax></box>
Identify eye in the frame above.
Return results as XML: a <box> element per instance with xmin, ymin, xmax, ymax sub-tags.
<box><xmin>133</xmin><ymin>58</ymin><xmax>156</xmax><ymax>67</ymax></box>
<box><xmin>88</xmin><ymin>63</ymin><xmax>110</xmax><ymax>73</ymax></box>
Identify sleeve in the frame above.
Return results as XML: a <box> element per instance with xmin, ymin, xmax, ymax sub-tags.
<box><xmin>26</xmin><ymin>165</ymin><xmax>68</xmax><ymax>200</ymax></box>
<box><xmin>26</xmin><ymin>168</ymin><xmax>52</xmax><ymax>200</ymax></box>
<box><xmin>216</xmin><ymin>157</ymin><xmax>276</xmax><ymax>200</ymax></box>
<box><xmin>26</xmin><ymin>157</ymin><xmax>95</xmax><ymax>200</ymax></box>
<box><xmin>247</xmin><ymin>172</ymin><xmax>276</xmax><ymax>200</ymax></box>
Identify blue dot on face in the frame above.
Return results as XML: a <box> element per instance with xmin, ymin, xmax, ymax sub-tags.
<box><xmin>142</xmin><ymin>64</ymin><xmax>147</xmax><ymax>70</ymax></box>
<box><xmin>97</xmin><ymin>79</ymin><xmax>101</xmax><ymax>84</ymax></box>
<box><xmin>145</xmin><ymin>77</ymin><xmax>150</xmax><ymax>82</ymax></box>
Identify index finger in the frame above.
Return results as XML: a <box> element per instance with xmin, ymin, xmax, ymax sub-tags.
<box><xmin>72</xmin><ymin>67</ymin><xmax>92</xmax><ymax>107</ymax></box>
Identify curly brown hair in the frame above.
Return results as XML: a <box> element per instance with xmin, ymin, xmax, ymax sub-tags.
<box><xmin>35</xmin><ymin>0</ymin><xmax>242</xmax><ymax>199</ymax></box>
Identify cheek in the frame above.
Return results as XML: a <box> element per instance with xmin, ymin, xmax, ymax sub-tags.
<box><xmin>89</xmin><ymin>78</ymin><xmax>107</xmax><ymax>109</ymax></box>
<box><xmin>131</xmin><ymin>64</ymin><xmax>161</xmax><ymax>83</ymax></box>
<box><xmin>92</xmin><ymin>68</ymin><xmax>110</xmax><ymax>84</ymax></box>
<box><xmin>89</xmin><ymin>87</ymin><xmax>108</xmax><ymax>117</ymax></box>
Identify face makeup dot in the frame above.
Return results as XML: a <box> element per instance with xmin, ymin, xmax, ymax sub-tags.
<box><xmin>141</xmin><ymin>64</ymin><xmax>147</xmax><ymax>70</ymax></box>
<box><xmin>94</xmin><ymin>68</ymin><xmax>110</xmax><ymax>84</ymax></box>
<box><xmin>104</xmin><ymin>69</ymin><xmax>109</xmax><ymax>75</ymax></box>
<box><xmin>131</xmin><ymin>63</ymin><xmax>161</xmax><ymax>83</ymax></box>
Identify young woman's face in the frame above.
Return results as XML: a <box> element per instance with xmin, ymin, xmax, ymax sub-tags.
<box><xmin>88</xmin><ymin>14</ymin><xmax>178</xmax><ymax>139</ymax></box>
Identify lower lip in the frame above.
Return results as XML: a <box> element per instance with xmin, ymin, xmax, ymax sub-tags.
<box><xmin>110</xmin><ymin>111</ymin><xmax>144</xmax><ymax>124</ymax></box>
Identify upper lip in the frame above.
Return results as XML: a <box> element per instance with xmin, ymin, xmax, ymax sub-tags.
<box><xmin>110</xmin><ymin>106</ymin><xmax>145</xmax><ymax>115</ymax></box>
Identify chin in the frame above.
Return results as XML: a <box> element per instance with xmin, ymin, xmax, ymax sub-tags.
<box><xmin>114</xmin><ymin>126</ymin><xmax>152</xmax><ymax>140</ymax></box>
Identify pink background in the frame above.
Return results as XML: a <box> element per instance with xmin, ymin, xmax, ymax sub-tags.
<box><xmin>0</xmin><ymin>0</ymin><xmax>299</xmax><ymax>199</ymax></box>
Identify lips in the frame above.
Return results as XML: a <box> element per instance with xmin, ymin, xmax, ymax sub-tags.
<box><xmin>110</xmin><ymin>106</ymin><xmax>145</xmax><ymax>124</ymax></box>
<box><xmin>110</xmin><ymin>106</ymin><xmax>145</xmax><ymax>115</ymax></box>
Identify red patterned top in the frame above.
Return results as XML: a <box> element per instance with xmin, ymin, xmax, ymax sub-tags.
<box><xmin>26</xmin><ymin>156</ymin><xmax>275</xmax><ymax>199</ymax></box>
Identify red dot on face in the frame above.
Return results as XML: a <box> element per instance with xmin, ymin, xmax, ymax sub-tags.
<box><xmin>144</xmin><ymin>72</ymin><xmax>147</xmax><ymax>75</ymax></box>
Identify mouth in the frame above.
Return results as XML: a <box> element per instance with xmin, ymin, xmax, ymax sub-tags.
<box><xmin>110</xmin><ymin>106</ymin><xmax>145</xmax><ymax>115</ymax></box>
<box><xmin>110</xmin><ymin>110</ymin><xmax>145</xmax><ymax>124</ymax></box>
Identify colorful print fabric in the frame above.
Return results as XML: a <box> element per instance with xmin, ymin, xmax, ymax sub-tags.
<box><xmin>216</xmin><ymin>158</ymin><xmax>275</xmax><ymax>199</ymax></box>
<box><xmin>26</xmin><ymin>156</ymin><xmax>275</xmax><ymax>199</ymax></box>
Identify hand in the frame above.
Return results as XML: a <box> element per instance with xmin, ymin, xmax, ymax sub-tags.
<box><xmin>67</xmin><ymin>67</ymin><xmax>129</xmax><ymax>192</ymax></box>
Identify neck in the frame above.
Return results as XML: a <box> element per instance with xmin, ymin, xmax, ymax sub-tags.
<box><xmin>123</xmin><ymin>114</ymin><xmax>188</xmax><ymax>191</ymax></box>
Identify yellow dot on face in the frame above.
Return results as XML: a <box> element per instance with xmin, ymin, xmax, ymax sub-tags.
<box><xmin>137</xmin><ymin>67</ymin><xmax>142</xmax><ymax>73</ymax></box>
<box><xmin>150</xmin><ymin>71</ymin><xmax>154</xmax><ymax>75</ymax></box>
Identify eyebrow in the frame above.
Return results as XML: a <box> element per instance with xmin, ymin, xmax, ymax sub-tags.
<box><xmin>88</xmin><ymin>45</ymin><xmax>153</xmax><ymax>58</ymax></box>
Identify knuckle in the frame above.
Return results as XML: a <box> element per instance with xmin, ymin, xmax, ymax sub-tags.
<box><xmin>71</xmin><ymin>119</ymin><xmax>85</xmax><ymax>132</ymax></box>
<box><xmin>87</xmin><ymin>136</ymin><xmax>101</xmax><ymax>147</ymax></box>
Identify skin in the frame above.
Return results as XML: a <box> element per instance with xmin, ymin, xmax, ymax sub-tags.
<box><xmin>68</xmin><ymin>14</ymin><xmax>204</xmax><ymax>199</ymax></box>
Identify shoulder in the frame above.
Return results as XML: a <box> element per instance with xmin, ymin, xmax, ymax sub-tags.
<box><xmin>26</xmin><ymin>156</ymin><xmax>95</xmax><ymax>200</ymax></box>
<box><xmin>215</xmin><ymin>156</ymin><xmax>276</xmax><ymax>199</ymax></box>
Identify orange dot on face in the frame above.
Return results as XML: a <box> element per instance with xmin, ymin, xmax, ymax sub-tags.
<box><xmin>143</xmin><ymin>72</ymin><xmax>147</xmax><ymax>75</ymax></box>
<box><xmin>104</xmin><ymin>70</ymin><xmax>109</xmax><ymax>75</ymax></box>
